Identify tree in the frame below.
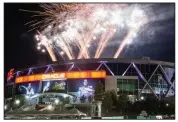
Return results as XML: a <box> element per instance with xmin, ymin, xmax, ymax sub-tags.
<box><xmin>144</xmin><ymin>96</ymin><xmax>159</xmax><ymax>115</ymax></box>
<box><xmin>88</xmin><ymin>95</ymin><xmax>93</xmax><ymax>103</ymax></box>
<box><xmin>94</xmin><ymin>81</ymin><xmax>104</xmax><ymax>101</ymax></box>
<box><xmin>102</xmin><ymin>91</ymin><xmax>113</xmax><ymax>113</ymax></box>
<box><xmin>132</xmin><ymin>101</ymin><xmax>144</xmax><ymax>114</ymax></box>
<box><xmin>116</xmin><ymin>94</ymin><xmax>129</xmax><ymax>114</ymax></box>
<box><xmin>109</xmin><ymin>90</ymin><xmax>117</xmax><ymax>107</ymax></box>
<box><xmin>159</xmin><ymin>99</ymin><xmax>175</xmax><ymax>115</ymax></box>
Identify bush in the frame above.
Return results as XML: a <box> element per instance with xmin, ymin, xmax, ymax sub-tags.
<box><xmin>102</xmin><ymin>91</ymin><xmax>113</xmax><ymax>113</ymax></box>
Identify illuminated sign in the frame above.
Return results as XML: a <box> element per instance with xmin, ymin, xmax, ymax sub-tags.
<box><xmin>7</xmin><ymin>68</ymin><xmax>14</xmax><ymax>81</ymax></box>
<box><xmin>42</xmin><ymin>73</ymin><xmax>66</xmax><ymax>80</ymax></box>
<box><xmin>15</xmin><ymin>71</ymin><xmax>106</xmax><ymax>84</ymax></box>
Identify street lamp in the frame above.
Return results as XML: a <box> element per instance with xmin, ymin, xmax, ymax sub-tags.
<box><xmin>55</xmin><ymin>99</ymin><xmax>59</xmax><ymax>105</ymax></box>
<box><xmin>141</xmin><ymin>96</ymin><xmax>144</xmax><ymax>100</ymax></box>
<box><xmin>166</xmin><ymin>103</ymin><xmax>169</xmax><ymax>107</ymax></box>
<box><xmin>15</xmin><ymin>100</ymin><xmax>20</xmax><ymax>105</ymax></box>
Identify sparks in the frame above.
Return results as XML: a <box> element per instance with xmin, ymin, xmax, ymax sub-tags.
<box><xmin>24</xmin><ymin>3</ymin><xmax>155</xmax><ymax>61</ymax></box>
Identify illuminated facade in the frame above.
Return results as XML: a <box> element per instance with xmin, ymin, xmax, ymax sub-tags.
<box><xmin>5</xmin><ymin>58</ymin><xmax>175</xmax><ymax>102</ymax></box>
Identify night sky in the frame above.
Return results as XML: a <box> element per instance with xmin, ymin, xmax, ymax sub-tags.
<box><xmin>4</xmin><ymin>3</ymin><xmax>175</xmax><ymax>75</ymax></box>
<box><xmin>4</xmin><ymin>3</ymin><xmax>52</xmax><ymax>74</ymax></box>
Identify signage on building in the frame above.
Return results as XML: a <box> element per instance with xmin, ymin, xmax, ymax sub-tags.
<box><xmin>41</xmin><ymin>73</ymin><xmax>66</xmax><ymax>80</ymax></box>
<box><xmin>7</xmin><ymin>68</ymin><xmax>14</xmax><ymax>82</ymax></box>
<box><xmin>15</xmin><ymin>71</ymin><xmax>106</xmax><ymax>84</ymax></box>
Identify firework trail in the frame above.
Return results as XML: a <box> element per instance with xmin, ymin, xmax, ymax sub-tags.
<box><xmin>37</xmin><ymin>31</ymin><xmax>57</xmax><ymax>61</ymax></box>
<box><xmin>61</xmin><ymin>34</ymin><xmax>75</xmax><ymax>59</ymax></box>
<box><xmin>114</xmin><ymin>8</ymin><xmax>148</xmax><ymax>58</ymax></box>
<box><xmin>25</xmin><ymin>4</ymin><xmax>156</xmax><ymax>61</ymax></box>
<box><xmin>45</xmin><ymin>44</ymin><xmax>57</xmax><ymax>61</ymax></box>
<box><xmin>114</xmin><ymin>30</ymin><xmax>136</xmax><ymax>58</ymax></box>
<box><xmin>77</xmin><ymin>22</ymin><xmax>98</xmax><ymax>59</ymax></box>
<box><xmin>56</xmin><ymin>36</ymin><xmax>74</xmax><ymax>60</ymax></box>
<box><xmin>95</xmin><ymin>26</ymin><xmax>110</xmax><ymax>58</ymax></box>
<box><xmin>95</xmin><ymin>25</ymin><xmax>116</xmax><ymax>58</ymax></box>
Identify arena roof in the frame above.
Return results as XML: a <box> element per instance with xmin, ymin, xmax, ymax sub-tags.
<box><xmin>63</xmin><ymin>58</ymin><xmax>175</xmax><ymax>67</ymax></box>
<box><xmin>17</xmin><ymin>58</ymin><xmax>174</xmax><ymax>71</ymax></box>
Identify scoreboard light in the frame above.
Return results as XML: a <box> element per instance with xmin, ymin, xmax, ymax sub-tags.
<box><xmin>15</xmin><ymin>71</ymin><xmax>106</xmax><ymax>84</ymax></box>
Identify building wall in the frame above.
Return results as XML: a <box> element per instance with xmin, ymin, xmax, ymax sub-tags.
<box><xmin>5</xmin><ymin>60</ymin><xmax>175</xmax><ymax>100</ymax></box>
<box><xmin>105</xmin><ymin>76</ymin><xmax>138</xmax><ymax>91</ymax></box>
<box><xmin>105</xmin><ymin>76</ymin><xmax>117</xmax><ymax>92</ymax></box>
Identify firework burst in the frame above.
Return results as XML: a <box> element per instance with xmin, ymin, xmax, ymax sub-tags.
<box><xmin>25</xmin><ymin>3</ymin><xmax>153</xmax><ymax>61</ymax></box>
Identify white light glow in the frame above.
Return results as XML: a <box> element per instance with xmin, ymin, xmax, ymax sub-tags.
<box><xmin>37</xmin><ymin>46</ymin><xmax>41</xmax><ymax>50</ymax></box>
<box><xmin>110</xmin><ymin>11</ymin><xmax>122</xmax><ymax>25</ymax></box>
<box><xmin>15</xmin><ymin>100</ymin><xmax>20</xmax><ymax>105</ymax></box>
<box><xmin>48</xmin><ymin>25</ymin><xmax>52</xmax><ymax>29</ymax></box>
<box><xmin>33</xmin><ymin>4</ymin><xmax>151</xmax><ymax>60</ymax></box>
<box><xmin>5</xmin><ymin>105</ymin><xmax>7</xmax><ymax>110</ymax></box>
<box><xmin>93</xmin><ymin>9</ymin><xmax>107</xmax><ymax>20</ymax></box>
<box><xmin>93</xmin><ymin>36</ymin><xmax>96</xmax><ymax>40</ymax></box>
<box><xmin>42</xmin><ymin>49</ymin><xmax>46</xmax><ymax>53</ymax></box>
<box><xmin>140</xmin><ymin>96</ymin><xmax>144</xmax><ymax>100</ymax></box>
<box><xmin>55</xmin><ymin>99</ymin><xmax>59</xmax><ymax>104</ymax></box>
<box><xmin>47</xmin><ymin>105</ymin><xmax>53</xmax><ymax>110</ymax></box>
<box><xmin>94</xmin><ymin>29</ymin><xmax>100</xmax><ymax>34</ymax></box>
<box><xmin>60</xmin><ymin>51</ymin><xmax>64</xmax><ymax>55</ymax></box>
<box><xmin>113</xmin><ymin>29</ymin><xmax>117</xmax><ymax>33</ymax></box>
<box><xmin>63</xmin><ymin>94</ymin><xmax>68</xmax><ymax>98</ymax></box>
<box><xmin>35</xmin><ymin>35</ymin><xmax>40</xmax><ymax>41</ymax></box>
<box><xmin>131</xmin><ymin>8</ymin><xmax>145</xmax><ymax>21</ymax></box>
<box><xmin>53</xmin><ymin>36</ymin><xmax>58</xmax><ymax>40</ymax></box>
<box><xmin>166</xmin><ymin>103</ymin><xmax>169</xmax><ymax>106</ymax></box>
<box><xmin>35</xmin><ymin>35</ymin><xmax>38</xmax><ymax>38</ymax></box>
<box><xmin>25</xmin><ymin>95</ymin><xmax>29</xmax><ymax>99</ymax></box>
<box><xmin>132</xmin><ymin>32</ymin><xmax>137</xmax><ymax>38</ymax></box>
<box><xmin>156</xmin><ymin>115</ymin><xmax>163</xmax><ymax>119</ymax></box>
<box><xmin>49</xmin><ymin>40</ymin><xmax>52</xmax><ymax>44</ymax></box>
<box><xmin>127</xmin><ymin>39</ymin><xmax>133</xmax><ymax>45</ymax></box>
<box><xmin>100</xmin><ymin>27</ymin><xmax>106</xmax><ymax>32</ymax></box>
<box><xmin>58</xmin><ymin>25</ymin><xmax>62</xmax><ymax>29</ymax></box>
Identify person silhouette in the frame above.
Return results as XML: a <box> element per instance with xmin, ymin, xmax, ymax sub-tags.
<box><xmin>19</xmin><ymin>83</ymin><xmax>34</xmax><ymax>96</ymax></box>
<box><xmin>43</xmin><ymin>82</ymin><xmax>50</xmax><ymax>92</ymax></box>
<box><xmin>78</xmin><ymin>79</ymin><xmax>94</xmax><ymax>98</ymax></box>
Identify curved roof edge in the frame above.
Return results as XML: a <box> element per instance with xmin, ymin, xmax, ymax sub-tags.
<box><xmin>16</xmin><ymin>58</ymin><xmax>175</xmax><ymax>72</ymax></box>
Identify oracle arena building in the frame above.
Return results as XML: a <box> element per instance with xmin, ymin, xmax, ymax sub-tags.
<box><xmin>5</xmin><ymin>58</ymin><xmax>175</xmax><ymax>106</ymax></box>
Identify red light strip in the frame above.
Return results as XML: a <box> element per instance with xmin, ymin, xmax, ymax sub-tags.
<box><xmin>15</xmin><ymin>71</ymin><xmax>106</xmax><ymax>84</ymax></box>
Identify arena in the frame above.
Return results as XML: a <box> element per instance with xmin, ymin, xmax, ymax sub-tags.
<box><xmin>5</xmin><ymin>58</ymin><xmax>175</xmax><ymax>103</ymax></box>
